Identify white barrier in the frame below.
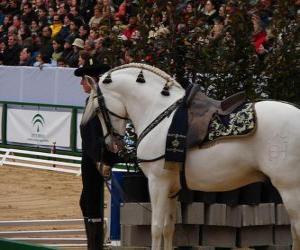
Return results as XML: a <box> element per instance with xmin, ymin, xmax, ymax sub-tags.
<box><xmin>0</xmin><ymin>219</ymin><xmax>84</xmax><ymax>227</ymax></box>
<box><xmin>0</xmin><ymin>66</ymin><xmax>85</xmax><ymax>106</ymax></box>
<box><xmin>0</xmin><ymin>229</ymin><xmax>85</xmax><ymax>236</ymax></box>
<box><xmin>0</xmin><ymin>104</ymin><xmax>2</xmax><ymax>142</ymax></box>
<box><xmin>0</xmin><ymin>218</ymin><xmax>110</xmax><ymax>248</ymax></box>
<box><xmin>0</xmin><ymin>218</ymin><xmax>86</xmax><ymax>248</ymax></box>
<box><xmin>0</xmin><ymin>148</ymin><xmax>81</xmax><ymax>175</ymax></box>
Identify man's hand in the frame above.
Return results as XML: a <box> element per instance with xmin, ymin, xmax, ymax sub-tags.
<box><xmin>96</xmin><ymin>162</ymin><xmax>111</xmax><ymax>178</ymax></box>
<box><xmin>102</xmin><ymin>165</ymin><xmax>111</xmax><ymax>178</ymax></box>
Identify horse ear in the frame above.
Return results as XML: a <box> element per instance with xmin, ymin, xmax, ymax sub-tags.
<box><xmin>84</xmin><ymin>75</ymin><xmax>98</xmax><ymax>92</ymax></box>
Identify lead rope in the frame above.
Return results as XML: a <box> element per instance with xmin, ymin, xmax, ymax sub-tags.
<box><xmin>103</xmin><ymin>173</ymin><xmax>152</xmax><ymax>213</ymax></box>
<box><xmin>97</xmin><ymin>131</ymin><xmax>152</xmax><ymax>213</ymax></box>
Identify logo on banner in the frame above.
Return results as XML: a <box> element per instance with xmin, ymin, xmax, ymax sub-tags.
<box><xmin>32</xmin><ymin>114</ymin><xmax>45</xmax><ymax>132</ymax></box>
<box><xmin>28</xmin><ymin>113</ymin><xmax>49</xmax><ymax>143</ymax></box>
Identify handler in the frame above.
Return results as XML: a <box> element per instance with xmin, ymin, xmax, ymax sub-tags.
<box><xmin>74</xmin><ymin>64</ymin><xmax>118</xmax><ymax>250</ymax></box>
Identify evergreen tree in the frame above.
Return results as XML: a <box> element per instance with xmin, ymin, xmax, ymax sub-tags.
<box><xmin>123</xmin><ymin>0</ymin><xmax>299</xmax><ymax>104</ymax></box>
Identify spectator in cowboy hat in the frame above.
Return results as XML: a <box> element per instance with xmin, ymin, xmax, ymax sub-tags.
<box><xmin>74</xmin><ymin>63</ymin><xmax>119</xmax><ymax>250</ymax></box>
<box><xmin>72</xmin><ymin>38</ymin><xmax>85</xmax><ymax>49</ymax></box>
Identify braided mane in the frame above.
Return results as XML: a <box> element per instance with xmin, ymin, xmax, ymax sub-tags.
<box><xmin>104</xmin><ymin>63</ymin><xmax>182</xmax><ymax>89</ymax></box>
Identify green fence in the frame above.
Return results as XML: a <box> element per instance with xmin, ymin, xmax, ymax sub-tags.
<box><xmin>0</xmin><ymin>239</ymin><xmax>57</xmax><ymax>250</ymax></box>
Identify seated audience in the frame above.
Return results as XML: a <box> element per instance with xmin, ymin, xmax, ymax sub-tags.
<box><xmin>19</xmin><ymin>47</ymin><xmax>34</xmax><ymax>66</ymax></box>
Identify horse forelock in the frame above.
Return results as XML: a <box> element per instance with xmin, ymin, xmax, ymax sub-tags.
<box><xmin>102</xmin><ymin>63</ymin><xmax>183</xmax><ymax>89</ymax></box>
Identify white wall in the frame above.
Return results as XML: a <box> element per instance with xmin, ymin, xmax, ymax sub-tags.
<box><xmin>0</xmin><ymin>104</ymin><xmax>2</xmax><ymax>142</ymax></box>
<box><xmin>0</xmin><ymin>66</ymin><xmax>86</xmax><ymax>106</ymax></box>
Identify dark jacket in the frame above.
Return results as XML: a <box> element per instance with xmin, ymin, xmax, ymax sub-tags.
<box><xmin>61</xmin><ymin>48</ymin><xmax>74</xmax><ymax>63</ymax></box>
<box><xmin>80</xmin><ymin>115</ymin><xmax>120</xmax><ymax>166</ymax></box>
<box><xmin>39</xmin><ymin>37</ymin><xmax>54</xmax><ymax>58</ymax></box>
<box><xmin>67</xmin><ymin>50</ymin><xmax>80</xmax><ymax>68</ymax></box>
<box><xmin>2</xmin><ymin>44</ymin><xmax>21</xmax><ymax>65</ymax></box>
<box><xmin>19</xmin><ymin>57</ymin><xmax>34</xmax><ymax>66</ymax></box>
<box><xmin>21</xmin><ymin>11</ymin><xmax>38</xmax><ymax>25</ymax></box>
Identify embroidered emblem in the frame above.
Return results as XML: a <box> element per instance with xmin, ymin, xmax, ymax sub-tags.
<box><xmin>166</xmin><ymin>133</ymin><xmax>186</xmax><ymax>153</ymax></box>
<box><xmin>172</xmin><ymin>139</ymin><xmax>180</xmax><ymax>148</ymax></box>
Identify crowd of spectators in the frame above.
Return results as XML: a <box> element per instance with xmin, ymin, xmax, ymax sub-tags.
<box><xmin>0</xmin><ymin>0</ymin><xmax>299</xmax><ymax>68</ymax></box>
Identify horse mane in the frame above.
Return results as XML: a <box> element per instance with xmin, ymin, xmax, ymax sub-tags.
<box><xmin>105</xmin><ymin>63</ymin><xmax>183</xmax><ymax>89</ymax></box>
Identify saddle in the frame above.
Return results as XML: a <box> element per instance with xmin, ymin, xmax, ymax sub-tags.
<box><xmin>186</xmin><ymin>85</ymin><xmax>246</xmax><ymax>148</ymax></box>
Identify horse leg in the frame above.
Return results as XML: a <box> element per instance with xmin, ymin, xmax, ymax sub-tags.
<box><xmin>277</xmin><ymin>187</ymin><xmax>300</xmax><ymax>250</ymax></box>
<box><xmin>148</xmin><ymin>175</ymin><xmax>176</xmax><ymax>250</ymax></box>
<box><xmin>163</xmin><ymin>197</ymin><xmax>177</xmax><ymax>250</ymax></box>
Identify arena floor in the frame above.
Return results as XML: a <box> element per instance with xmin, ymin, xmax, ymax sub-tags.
<box><xmin>0</xmin><ymin>164</ymin><xmax>100</xmax><ymax>250</ymax></box>
<box><xmin>0</xmin><ymin>165</ymin><xmax>82</xmax><ymax>221</ymax></box>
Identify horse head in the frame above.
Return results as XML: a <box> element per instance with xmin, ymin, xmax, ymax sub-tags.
<box><xmin>82</xmin><ymin>63</ymin><xmax>185</xmax><ymax>157</ymax></box>
<box><xmin>81</xmin><ymin>75</ymin><xmax>128</xmax><ymax>154</ymax></box>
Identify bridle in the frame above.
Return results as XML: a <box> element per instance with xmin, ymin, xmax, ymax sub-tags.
<box><xmin>94</xmin><ymin>83</ymin><xmax>128</xmax><ymax>153</ymax></box>
<box><xmin>88</xmin><ymin>63</ymin><xmax>184</xmax><ymax>164</ymax></box>
<box><xmin>94</xmin><ymin>82</ymin><xmax>184</xmax><ymax>165</ymax></box>
<box><xmin>93</xmin><ymin>82</ymin><xmax>183</xmax><ymax>165</ymax></box>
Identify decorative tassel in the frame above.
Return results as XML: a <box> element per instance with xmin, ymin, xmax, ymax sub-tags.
<box><xmin>103</xmin><ymin>73</ymin><xmax>112</xmax><ymax>84</ymax></box>
<box><xmin>161</xmin><ymin>85</ymin><xmax>170</xmax><ymax>96</ymax></box>
<box><xmin>136</xmin><ymin>70</ymin><xmax>146</xmax><ymax>83</ymax></box>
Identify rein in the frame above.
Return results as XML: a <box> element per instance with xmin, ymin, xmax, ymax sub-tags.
<box><xmin>103</xmin><ymin>174</ymin><xmax>152</xmax><ymax>213</ymax></box>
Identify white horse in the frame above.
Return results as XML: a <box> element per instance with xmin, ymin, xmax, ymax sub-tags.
<box><xmin>82</xmin><ymin>63</ymin><xmax>300</xmax><ymax>250</ymax></box>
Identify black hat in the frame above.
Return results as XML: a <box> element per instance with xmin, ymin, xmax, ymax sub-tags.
<box><xmin>74</xmin><ymin>64</ymin><xmax>111</xmax><ymax>78</ymax></box>
<box><xmin>72</xmin><ymin>17</ymin><xmax>83</xmax><ymax>28</ymax></box>
<box><xmin>64</xmin><ymin>36</ymin><xmax>75</xmax><ymax>44</ymax></box>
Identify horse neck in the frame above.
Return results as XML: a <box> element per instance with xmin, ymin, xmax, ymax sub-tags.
<box><xmin>104</xmin><ymin>65</ymin><xmax>185</xmax><ymax>135</ymax></box>
<box><xmin>119</xmin><ymin>80</ymin><xmax>185</xmax><ymax>136</ymax></box>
